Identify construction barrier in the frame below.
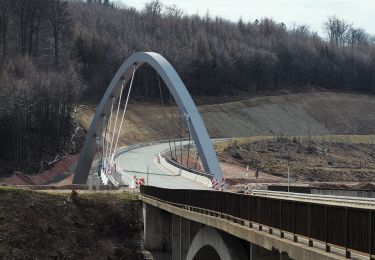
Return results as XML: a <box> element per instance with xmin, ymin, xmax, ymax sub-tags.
<box><xmin>211</xmin><ymin>179</ymin><xmax>219</xmax><ymax>190</ymax></box>
<box><xmin>133</xmin><ymin>176</ymin><xmax>145</xmax><ymax>188</ymax></box>
<box><xmin>221</xmin><ymin>177</ymin><xmax>225</xmax><ymax>191</ymax></box>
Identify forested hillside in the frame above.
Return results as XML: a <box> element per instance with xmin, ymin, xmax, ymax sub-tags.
<box><xmin>0</xmin><ymin>0</ymin><xmax>374</xmax><ymax>175</ymax></box>
<box><xmin>69</xmin><ymin>0</ymin><xmax>375</xmax><ymax>96</ymax></box>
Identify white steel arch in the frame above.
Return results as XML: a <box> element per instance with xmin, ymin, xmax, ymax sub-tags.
<box><xmin>73</xmin><ymin>52</ymin><xmax>223</xmax><ymax>185</ymax></box>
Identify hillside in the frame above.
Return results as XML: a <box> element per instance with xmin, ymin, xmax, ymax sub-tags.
<box><xmin>219</xmin><ymin>136</ymin><xmax>375</xmax><ymax>183</ymax></box>
<box><xmin>77</xmin><ymin>91</ymin><xmax>375</xmax><ymax>145</ymax></box>
<box><xmin>0</xmin><ymin>187</ymin><xmax>142</xmax><ymax>259</ymax></box>
<box><xmin>1</xmin><ymin>0</ymin><xmax>375</xmax><ymax>176</ymax></box>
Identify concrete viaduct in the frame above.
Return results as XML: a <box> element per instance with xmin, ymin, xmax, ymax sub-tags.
<box><xmin>141</xmin><ymin>186</ymin><xmax>375</xmax><ymax>260</ymax></box>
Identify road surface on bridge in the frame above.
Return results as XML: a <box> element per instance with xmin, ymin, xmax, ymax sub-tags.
<box><xmin>115</xmin><ymin>141</ymin><xmax>210</xmax><ymax>189</ymax></box>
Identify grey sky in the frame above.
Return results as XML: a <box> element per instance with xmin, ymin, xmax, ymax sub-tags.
<box><xmin>119</xmin><ymin>0</ymin><xmax>375</xmax><ymax>36</ymax></box>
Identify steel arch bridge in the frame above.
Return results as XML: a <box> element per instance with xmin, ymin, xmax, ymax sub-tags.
<box><xmin>73</xmin><ymin>52</ymin><xmax>223</xmax><ymax>186</ymax></box>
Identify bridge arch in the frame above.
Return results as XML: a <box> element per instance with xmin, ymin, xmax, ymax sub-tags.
<box><xmin>186</xmin><ymin>226</ymin><xmax>247</xmax><ymax>260</ymax></box>
<box><xmin>73</xmin><ymin>52</ymin><xmax>223</xmax><ymax>185</ymax></box>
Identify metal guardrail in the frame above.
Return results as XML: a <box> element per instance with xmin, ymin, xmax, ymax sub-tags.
<box><xmin>141</xmin><ymin>186</ymin><xmax>375</xmax><ymax>259</ymax></box>
<box><xmin>164</xmin><ymin>156</ymin><xmax>214</xmax><ymax>179</ymax></box>
<box><xmin>252</xmin><ymin>190</ymin><xmax>375</xmax><ymax>210</ymax></box>
<box><xmin>159</xmin><ymin>140</ymin><xmax>225</xmax><ymax>180</ymax></box>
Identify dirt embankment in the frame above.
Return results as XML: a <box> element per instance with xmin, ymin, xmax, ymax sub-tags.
<box><xmin>0</xmin><ymin>187</ymin><xmax>142</xmax><ymax>259</ymax></box>
<box><xmin>77</xmin><ymin>92</ymin><xmax>375</xmax><ymax>146</ymax></box>
<box><xmin>0</xmin><ymin>155</ymin><xmax>78</xmax><ymax>186</ymax></box>
<box><xmin>219</xmin><ymin>137</ymin><xmax>375</xmax><ymax>183</ymax></box>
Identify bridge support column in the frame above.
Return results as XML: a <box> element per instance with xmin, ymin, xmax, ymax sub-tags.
<box><xmin>171</xmin><ymin>215</ymin><xmax>193</xmax><ymax>260</ymax></box>
<box><xmin>181</xmin><ymin>218</ymin><xmax>190</xmax><ymax>260</ymax></box>
<box><xmin>172</xmin><ymin>215</ymin><xmax>181</xmax><ymax>260</ymax></box>
<box><xmin>143</xmin><ymin>202</ymin><xmax>171</xmax><ymax>252</ymax></box>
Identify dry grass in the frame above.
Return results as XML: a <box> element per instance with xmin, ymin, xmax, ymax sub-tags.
<box><xmin>0</xmin><ymin>187</ymin><xmax>142</xmax><ymax>259</ymax></box>
<box><xmin>219</xmin><ymin>137</ymin><xmax>375</xmax><ymax>182</ymax></box>
<box><xmin>215</xmin><ymin>134</ymin><xmax>375</xmax><ymax>151</ymax></box>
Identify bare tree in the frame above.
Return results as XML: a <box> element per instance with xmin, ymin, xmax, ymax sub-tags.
<box><xmin>346</xmin><ymin>25</ymin><xmax>369</xmax><ymax>47</ymax></box>
<box><xmin>0</xmin><ymin>0</ymin><xmax>11</xmax><ymax>57</ymax></box>
<box><xmin>12</xmin><ymin>0</ymin><xmax>30</xmax><ymax>56</ymax></box>
<box><xmin>323</xmin><ymin>15</ymin><xmax>349</xmax><ymax>45</ymax></box>
<box><xmin>48</xmin><ymin>0</ymin><xmax>68</xmax><ymax>69</ymax></box>
<box><xmin>164</xmin><ymin>4</ymin><xmax>183</xmax><ymax>20</ymax></box>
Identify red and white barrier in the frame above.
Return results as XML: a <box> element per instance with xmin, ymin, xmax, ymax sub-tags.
<box><xmin>211</xmin><ymin>179</ymin><xmax>219</xmax><ymax>190</ymax></box>
<box><xmin>211</xmin><ymin>178</ymin><xmax>219</xmax><ymax>190</ymax></box>
<box><xmin>133</xmin><ymin>176</ymin><xmax>145</xmax><ymax>188</ymax></box>
<box><xmin>221</xmin><ymin>177</ymin><xmax>225</xmax><ymax>191</ymax></box>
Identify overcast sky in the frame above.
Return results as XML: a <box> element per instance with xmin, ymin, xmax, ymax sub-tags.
<box><xmin>119</xmin><ymin>0</ymin><xmax>375</xmax><ymax>36</ymax></box>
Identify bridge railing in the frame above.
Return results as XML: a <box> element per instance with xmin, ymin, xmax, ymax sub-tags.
<box><xmin>140</xmin><ymin>186</ymin><xmax>375</xmax><ymax>259</ymax></box>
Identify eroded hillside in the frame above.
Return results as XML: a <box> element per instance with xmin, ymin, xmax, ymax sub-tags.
<box><xmin>77</xmin><ymin>92</ymin><xmax>375</xmax><ymax>145</ymax></box>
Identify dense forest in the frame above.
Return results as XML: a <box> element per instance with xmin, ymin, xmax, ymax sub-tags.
<box><xmin>0</xmin><ymin>0</ymin><xmax>374</xmax><ymax>174</ymax></box>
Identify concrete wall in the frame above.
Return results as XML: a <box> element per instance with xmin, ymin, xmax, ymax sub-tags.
<box><xmin>159</xmin><ymin>156</ymin><xmax>213</xmax><ymax>188</ymax></box>
<box><xmin>311</xmin><ymin>188</ymin><xmax>375</xmax><ymax>198</ymax></box>
<box><xmin>143</xmin><ymin>202</ymin><xmax>172</xmax><ymax>252</ymax></box>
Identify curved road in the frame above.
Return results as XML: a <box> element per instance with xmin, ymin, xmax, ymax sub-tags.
<box><xmin>115</xmin><ymin>142</ymin><xmax>210</xmax><ymax>190</ymax></box>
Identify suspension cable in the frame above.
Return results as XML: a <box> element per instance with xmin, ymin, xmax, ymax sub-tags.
<box><xmin>186</xmin><ymin>119</ymin><xmax>191</xmax><ymax>167</ymax></box>
<box><xmin>95</xmin><ymin>136</ymin><xmax>103</xmax><ymax>176</ymax></box>
<box><xmin>108</xmin><ymin>79</ymin><xmax>127</xmax><ymax>162</ymax></box>
<box><xmin>194</xmin><ymin>151</ymin><xmax>199</xmax><ymax>170</ymax></box>
<box><xmin>168</xmin><ymin>92</ymin><xmax>173</xmax><ymax>158</ymax></box>
<box><xmin>179</xmin><ymin>112</ymin><xmax>183</xmax><ymax>163</ymax></box>
<box><xmin>171</xmin><ymin>102</ymin><xmax>177</xmax><ymax>160</ymax></box>
<box><xmin>113</xmin><ymin>65</ymin><xmax>137</xmax><ymax>155</ymax></box>
<box><xmin>101</xmin><ymin>115</ymin><xmax>108</xmax><ymax>172</ymax></box>
<box><xmin>104</xmin><ymin>98</ymin><xmax>115</xmax><ymax>171</ymax></box>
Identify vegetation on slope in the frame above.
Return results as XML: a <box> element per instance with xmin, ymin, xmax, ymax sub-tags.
<box><xmin>0</xmin><ymin>187</ymin><xmax>142</xmax><ymax>259</ymax></box>
<box><xmin>218</xmin><ymin>135</ymin><xmax>375</xmax><ymax>182</ymax></box>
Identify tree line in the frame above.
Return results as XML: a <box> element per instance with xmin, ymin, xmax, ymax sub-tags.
<box><xmin>69</xmin><ymin>0</ymin><xmax>375</xmax><ymax>98</ymax></box>
<box><xmin>0</xmin><ymin>0</ymin><xmax>374</xmax><ymax>174</ymax></box>
<box><xmin>0</xmin><ymin>0</ymin><xmax>84</xmax><ymax>174</ymax></box>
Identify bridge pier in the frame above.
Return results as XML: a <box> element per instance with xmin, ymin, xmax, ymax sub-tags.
<box><xmin>143</xmin><ymin>202</ymin><xmax>172</xmax><ymax>252</ymax></box>
<box><xmin>172</xmin><ymin>215</ymin><xmax>181</xmax><ymax>260</ymax></box>
<box><xmin>180</xmin><ymin>217</ymin><xmax>191</xmax><ymax>259</ymax></box>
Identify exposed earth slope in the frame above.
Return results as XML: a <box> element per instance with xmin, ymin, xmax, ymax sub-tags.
<box><xmin>77</xmin><ymin>92</ymin><xmax>375</xmax><ymax>145</ymax></box>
